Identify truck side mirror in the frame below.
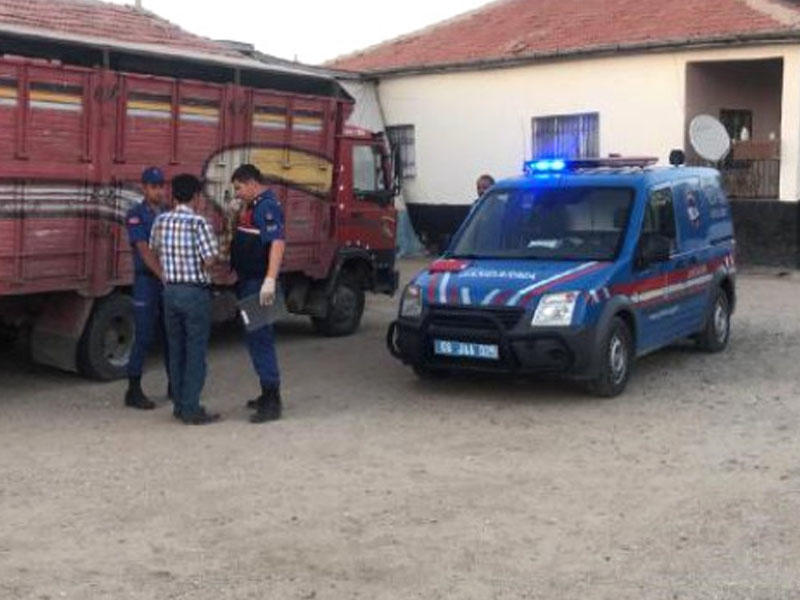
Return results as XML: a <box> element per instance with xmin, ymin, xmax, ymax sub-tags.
<box><xmin>355</xmin><ymin>188</ymin><xmax>394</xmax><ymax>207</ymax></box>
<box><xmin>390</xmin><ymin>144</ymin><xmax>403</xmax><ymax>195</ymax></box>
<box><xmin>636</xmin><ymin>233</ymin><xmax>671</xmax><ymax>268</ymax></box>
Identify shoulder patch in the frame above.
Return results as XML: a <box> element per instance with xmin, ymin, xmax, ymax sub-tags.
<box><xmin>127</xmin><ymin>216</ymin><xmax>141</xmax><ymax>225</ymax></box>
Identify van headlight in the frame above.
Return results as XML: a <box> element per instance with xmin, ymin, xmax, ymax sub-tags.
<box><xmin>531</xmin><ymin>292</ymin><xmax>579</xmax><ymax>327</ymax></box>
<box><xmin>400</xmin><ymin>284</ymin><xmax>423</xmax><ymax>319</ymax></box>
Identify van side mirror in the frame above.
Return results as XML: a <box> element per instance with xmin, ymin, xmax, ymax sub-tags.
<box><xmin>636</xmin><ymin>233</ymin><xmax>672</xmax><ymax>268</ymax></box>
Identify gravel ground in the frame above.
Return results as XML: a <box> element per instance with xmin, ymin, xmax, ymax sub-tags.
<box><xmin>1</xmin><ymin>260</ymin><xmax>799</xmax><ymax>600</ymax></box>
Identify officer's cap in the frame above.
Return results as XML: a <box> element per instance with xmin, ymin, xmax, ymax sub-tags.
<box><xmin>141</xmin><ymin>166</ymin><xmax>165</xmax><ymax>185</ymax></box>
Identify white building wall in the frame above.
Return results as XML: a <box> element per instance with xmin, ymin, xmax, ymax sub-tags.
<box><xmin>376</xmin><ymin>44</ymin><xmax>800</xmax><ymax>206</ymax></box>
<box><xmin>340</xmin><ymin>79</ymin><xmax>385</xmax><ymax>133</ymax></box>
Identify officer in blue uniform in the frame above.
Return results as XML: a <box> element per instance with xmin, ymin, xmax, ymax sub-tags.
<box><xmin>124</xmin><ymin>166</ymin><xmax>170</xmax><ymax>410</ymax></box>
<box><xmin>230</xmin><ymin>164</ymin><xmax>286</xmax><ymax>423</ymax></box>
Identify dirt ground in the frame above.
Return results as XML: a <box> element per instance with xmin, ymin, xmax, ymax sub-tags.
<box><xmin>1</xmin><ymin>259</ymin><xmax>799</xmax><ymax>600</ymax></box>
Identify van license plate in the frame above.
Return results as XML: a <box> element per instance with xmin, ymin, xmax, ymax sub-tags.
<box><xmin>433</xmin><ymin>339</ymin><xmax>499</xmax><ymax>360</ymax></box>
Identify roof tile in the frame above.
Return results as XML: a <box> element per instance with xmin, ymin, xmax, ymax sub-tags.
<box><xmin>0</xmin><ymin>0</ymin><xmax>237</xmax><ymax>56</ymax></box>
<box><xmin>328</xmin><ymin>0</ymin><xmax>800</xmax><ymax>72</ymax></box>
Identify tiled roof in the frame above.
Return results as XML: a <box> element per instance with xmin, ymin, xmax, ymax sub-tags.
<box><xmin>328</xmin><ymin>0</ymin><xmax>800</xmax><ymax>73</ymax></box>
<box><xmin>0</xmin><ymin>0</ymin><xmax>238</xmax><ymax>57</ymax></box>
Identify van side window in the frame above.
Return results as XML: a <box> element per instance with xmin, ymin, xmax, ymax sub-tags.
<box><xmin>643</xmin><ymin>187</ymin><xmax>677</xmax><ymax>244</ymax></box>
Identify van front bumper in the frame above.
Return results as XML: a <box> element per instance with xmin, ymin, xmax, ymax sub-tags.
<box><xmin>387</xmin><ymin>307</ymin><xmax>600</xmax><ymax>378</ymax></box>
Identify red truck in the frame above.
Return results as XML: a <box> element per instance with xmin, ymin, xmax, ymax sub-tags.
<box><xmin>0</xmin><ymin>47</ymin><xmax>398</xmax><ymax>380</ymax></box>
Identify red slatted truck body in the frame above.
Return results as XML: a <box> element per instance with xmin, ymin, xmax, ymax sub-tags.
<box><xmin>0</xmin><ymin>50</ymin><xmax>397</xmax><ymax>379</ymax></box>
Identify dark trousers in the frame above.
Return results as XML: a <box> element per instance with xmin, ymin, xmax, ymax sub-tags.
<box><xmin>127</xmin><ymin>274</ymin><xmax>169</xmax><ymax>379</ymax></box>
<box><xmin>163</xmin><ymin>284</ymin><xmax>211</xmax><ymax>417</ymax></box>
<box><xmin>236</xmin><ymin>278</ymin><xmax>280</xmax><ymax>387</ymax></box>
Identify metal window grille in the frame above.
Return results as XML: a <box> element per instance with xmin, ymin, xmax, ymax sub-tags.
<box><xmin>532</xmin><ymin>112</ymin><xmax>599</xmax><ymax>159</ymax></box>
<box><xmin>386</xmin><ymin>125</ymin><xmax>416</xmax><ymax>178</ymax></box>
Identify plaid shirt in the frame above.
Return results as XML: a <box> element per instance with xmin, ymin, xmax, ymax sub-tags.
<box><xmin>150</xmin><ymin>205</ymin><xmax>218</xmax><ymax>284</ymax></box>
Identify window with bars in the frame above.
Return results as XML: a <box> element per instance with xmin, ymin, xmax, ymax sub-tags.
<box><xmin>532</xmin><ymin>112</ymin><xmax>599</xmax><ymax>159</ymax></box>
<box><xmin>386</xmin><ymin>124</ymin><xmax>416</xmax><ymax>178</ymax></box>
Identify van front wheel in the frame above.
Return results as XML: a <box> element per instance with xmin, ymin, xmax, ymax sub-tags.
<box><xmin>587</xmin><ymin>317</ymin><xmax>633</xmax><ymax>397</ymax></box>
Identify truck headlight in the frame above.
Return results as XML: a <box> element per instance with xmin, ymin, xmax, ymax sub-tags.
<box><xmin>531</xmin><ymin>292</ymin><xmax>579</xmax><ymax>327</ymax></box>
<box><xmin>400</xmin><ymin>284</ymin><xmax>423</xmax><ymax>319</ymax></box>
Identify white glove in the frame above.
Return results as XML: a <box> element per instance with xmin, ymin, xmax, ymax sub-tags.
<box><xmin>259</xmin><ymin>277</ymin><xmax>276</xmax><ymax>306</ymax></box>
<box><xmin>229</xmin><ymin>197</ymin><xmax>242</xmax><ymax>212</ymax></box>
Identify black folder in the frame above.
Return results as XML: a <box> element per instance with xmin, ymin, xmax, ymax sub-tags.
<box><xmin>236</xmin><ymin>286</ymin><xmax>286</xmax><ymax>332</ymax></box>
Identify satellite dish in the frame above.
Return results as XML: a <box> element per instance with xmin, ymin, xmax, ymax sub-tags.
<box><xmin>689</xmin><ymin>114</ymin><xmax>731</xmax><ymax>162</ymax></box>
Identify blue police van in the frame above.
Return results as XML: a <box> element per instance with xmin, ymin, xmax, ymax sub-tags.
<box><xmin>387</xmin><ymin>155</ymin><xmax>736</xmax><ymax>396</ymax></box>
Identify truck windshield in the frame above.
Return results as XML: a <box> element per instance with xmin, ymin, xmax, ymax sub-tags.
<box><xmin>450</xmin><ymin>186</ymin><xmax>634</xmax><ymax>261</ymax></box>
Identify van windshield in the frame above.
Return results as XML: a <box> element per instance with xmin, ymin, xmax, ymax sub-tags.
<box><xmin>449</xmin><ymin>186</ymin><xmax>635</xmax><ymax>261</ymax></box>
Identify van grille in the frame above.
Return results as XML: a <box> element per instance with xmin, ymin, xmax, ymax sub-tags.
<box><xmin>427</xmin><ymin>306</ymin><xmax>524</xmax><ymax>331</ymax></box>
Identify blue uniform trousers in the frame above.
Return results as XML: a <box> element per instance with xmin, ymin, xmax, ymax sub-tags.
<box><xmin>163</xmin><ymin>284</ymin><xmax>212</xmax><ymax>418</ymax></box>
<box><xmin>127</xmin><ymin>273</ymin><xmax>169</xmax><ymax>379</ymax></box>
<box><xmin>236</xmin><ymin>278</ymin><xmax>280</xmax><ymax>386</ymax></box>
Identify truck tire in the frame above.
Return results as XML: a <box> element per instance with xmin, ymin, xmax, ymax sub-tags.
<box><xmin>77</xmin><ymin>293</ymin><xmax>134</xmax><ymax>381</ymax></box>
<box><xmin>311</xmin><ymin>274</ymin><xmax>365</xmax><ymax>337</ymax></box>
<box><xmin>697</xmin><ymin>287</ymin><xmax>730</xmax><ymax>353</ymax></box>
<box><xmin>587</xmin><ymin>317</ymin><xmax>633</xmax><ymax>398</ymax></box>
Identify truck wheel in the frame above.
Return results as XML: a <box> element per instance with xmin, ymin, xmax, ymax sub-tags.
<box><xmin>587</xmin><ymin>317</ymin><xmax>633</xmax><ymax>398</ymax></box>
<box><xmin>77</xmin><ymin>293</ymin><xmax>134</xmax><ymax>381</ymax></box>
<box><xmin>697</xmin><ymin>287</ymin><xmax>730</xmax><ymax>353</ymax></box>
<box><xmin>311</xmin><ymin>274</ymin><xmax>365</xmax><ymax>337</ymax></box>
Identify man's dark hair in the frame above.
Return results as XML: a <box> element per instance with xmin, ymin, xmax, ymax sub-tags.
<box><xmin>231</xmin><ymin>164</ymin><xmax>263</xmax><ymax>184</ymax></box>
<box><xmin>478</xmin><ymin>174</ymin><xmax>495</xmax><ymax>185</ymax></box>
<box><xmin>172</xmin><ymin>174</ymin><xmax>202</xmax><ymax>204</ymax></box>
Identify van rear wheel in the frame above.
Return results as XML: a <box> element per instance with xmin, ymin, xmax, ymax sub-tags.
<box><xmin>587</xmin><ymin>317</ymin><xmax>633</xmax><ymax>397</ymax></box>
<box><xmin>697</xmin><ymin>287</ymin><xmax>730</xmax><ymax>353</ymax></box>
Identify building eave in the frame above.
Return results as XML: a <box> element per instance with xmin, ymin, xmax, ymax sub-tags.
<box><xmin>356</xmin><ymin>30</ymin><xmax>800</xmax><ymax>78</ymax></box>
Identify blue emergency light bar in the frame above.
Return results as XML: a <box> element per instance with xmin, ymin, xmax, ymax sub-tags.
<box><xmin>524</xmin><ymin>156</ymin><xmax>658</xmax><ymax>175</ymax></box>
<box><xmin>526</xmin><ymin>159</ymin><xmax>567</xmax><ymax>172</ymax></box>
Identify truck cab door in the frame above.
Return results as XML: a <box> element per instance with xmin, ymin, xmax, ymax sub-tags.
<box><xmin>338</xmin><ymin>138</ymin><xmax>396</xmax><ymax>253</ymax></box>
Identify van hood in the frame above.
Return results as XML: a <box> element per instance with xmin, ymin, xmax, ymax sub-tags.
<box><xmin>413</xmin><ymin>258</ymin><xmax>613</xmax><ymax>309</ymax></box>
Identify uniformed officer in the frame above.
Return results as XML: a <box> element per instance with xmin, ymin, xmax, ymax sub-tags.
<box><xmin>124</xmin><ymin>166</ymin><xmax>171</xmax><ymax>410</ymax></box>
<box><xmin>230</xmin><ymin>164</ymin><xmax>285</xmax><ymax>424</ymax></box>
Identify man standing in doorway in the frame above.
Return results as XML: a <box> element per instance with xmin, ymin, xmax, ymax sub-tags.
<box><xmin>230</xmin><ymin>164</ymin><xmax>285</xmax><ymax>424</ymax></box>
<box><xmin>124</xmin><ymin>166</ymin><xmax>170</xmax><ymax>410</ymax></box>
<box><xmin>150</xmin><ymin>174</ymin><xmax>220</xmax><ymax>425</ymax></box>
<box><xmin>475</xmin><ymin>174</ymin><xmax>495</xmax><ymax>201</ymax></box>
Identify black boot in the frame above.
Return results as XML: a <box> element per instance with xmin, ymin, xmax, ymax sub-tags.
<box><xmin>250</xmin><ymin>384</ymin><xmax>281</xmax><ymax>423</ymax></box>
<box><xmin>124</xmin><ymin>377</ymin><xmax>156</xmax><ymax>410</ymax></box>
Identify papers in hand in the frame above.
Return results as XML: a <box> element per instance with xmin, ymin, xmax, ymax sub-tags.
<box><xmin>236</xmin><ymin>287</ymin><xmax>286</xmax><ymax>332</ymax></box>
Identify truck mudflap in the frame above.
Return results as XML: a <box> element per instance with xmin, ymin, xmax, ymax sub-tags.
<box><xmin>30</xmin><ymin>293</ymin><xmax>95</xmax><ymax>374</ymax></box>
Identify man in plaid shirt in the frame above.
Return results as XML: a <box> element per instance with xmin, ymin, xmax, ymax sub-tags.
<box><xmin>150</xmin><ymin>174</ymin><xmax>220</xmax><ymax>425</ymax></box>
